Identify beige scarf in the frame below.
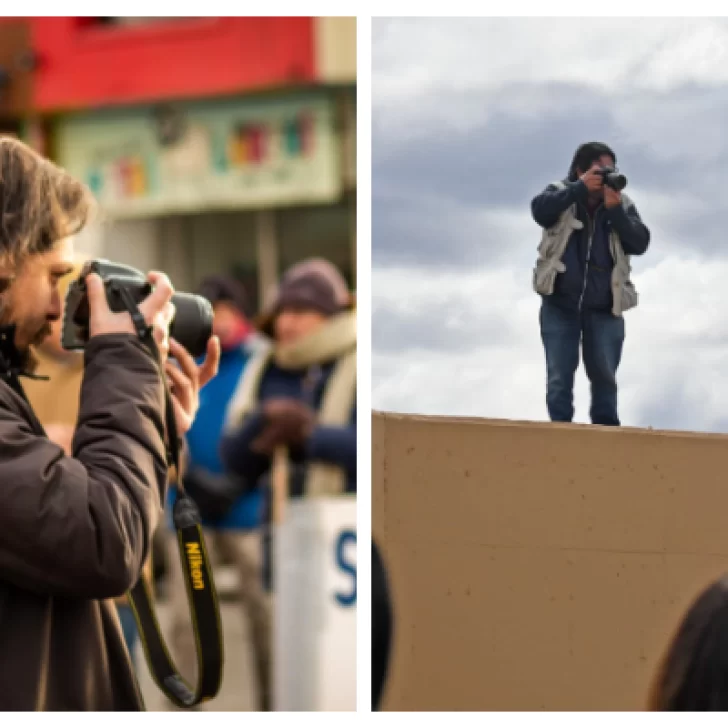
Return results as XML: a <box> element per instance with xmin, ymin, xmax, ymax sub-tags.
<box><xmin>224</xmin><ymin>310</ymin><xmax>356</xmax><ymax>497</ymax></box>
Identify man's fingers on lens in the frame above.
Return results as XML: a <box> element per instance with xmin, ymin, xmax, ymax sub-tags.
<box><xmin>154</xmin><ymin>333</ymin><xmax>169</xmax><ymax>360</ymax></box>
<box><xmin>140</xmin><ymin>271</ymin><xmax>174</xmax><ymax>322</ymax></box>
<box><xmin>165</xmin><ymin>361</ymin><xmax>192</xmax><ymax>403</ymax></box>
<box><xmin>170</xmin><ymin>395</ymin><xmax>192</xmax><ymax>437</ymax></box>
<box><xmin>152</xmin><ymin>310</ymin><xmax>171</xmax><ymax>357</ymax></box>
<box><xmin>198</xmin><ymin>336</ymin><xmax>221</xmax><ymax>387</ymax></box>
<box><xmin>162</xmin><ymin>301</ymin><xmax>175</xmax><ymax>327</ymax></box>
<box><xmin>168</xmin><ymin>338</ymin><xmax>199</xmax><ymax>387</ymax></box>
<box><xmin>146</xmin><ymin>270</ymin><xmax>173</xmax><ymax>289</ymax></box>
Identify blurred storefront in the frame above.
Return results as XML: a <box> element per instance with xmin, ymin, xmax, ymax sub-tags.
<box><xmin>0</xmin><ymin>16</ymin><xmax>356</xmax><ymax>310</ymax></box>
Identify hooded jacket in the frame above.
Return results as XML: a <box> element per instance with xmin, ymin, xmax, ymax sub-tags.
<box><xmin>0</xmin><ymin>328</ymin><xmax>168</xmax><ymax>710</ymax></box>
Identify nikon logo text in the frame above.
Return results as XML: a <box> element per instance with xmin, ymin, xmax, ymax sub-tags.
<box><xmin>186</xmin><ymin>543</ymin><xmax>205</xmax><ymax>590</ymax></box>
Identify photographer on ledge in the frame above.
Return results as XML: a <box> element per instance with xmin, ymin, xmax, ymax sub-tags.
<box><xmin>531</xmin><ymin>141</ymin><xmax>650</xmax><ymax>427</ymax></box>
<box><xmin>0</xmin><ymin>137</ymin><xmax>219</xmax><ymax>710</ymax></box>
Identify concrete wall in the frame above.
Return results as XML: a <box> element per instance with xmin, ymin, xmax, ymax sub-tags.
<box><xmin>372</xmin><ymin>411</ymin><xmax>728</xmax><ymax>711</ymax></box>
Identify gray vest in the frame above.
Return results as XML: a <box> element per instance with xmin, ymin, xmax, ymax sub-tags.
<box><xmin>532</xmin><ymin>180</ymin><xmax>638</xmax><ymax>316</ymax></box>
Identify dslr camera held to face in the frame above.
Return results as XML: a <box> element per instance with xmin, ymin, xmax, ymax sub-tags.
<box><xmin>598</xmin><ymin>166</ymin><xmax>628</xmax><ymax>192</ymax></box>
<box><xmin>61</xmin><ymin>260</ymin><xmax>213</xmax><ymax>357</ymax></box>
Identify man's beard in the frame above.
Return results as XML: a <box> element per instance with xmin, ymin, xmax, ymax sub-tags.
<box><xmin>32</xmin><ymin>322</ymin><xmax>53</xmax><ymax>348</ymax></box>
<box><xmin>0</xmin><ymin>302</ymin><xmax>47</xmax><ymax>373</ymax></box>
<box><xmin>0</xmin><ymin>321</ymin><xmax>53</xmax><ymax>375</ymax></box>
<box><xmin>22</xmin><ymin>323</ymin><xmax>53</xmax><ymax>375</ymax></box>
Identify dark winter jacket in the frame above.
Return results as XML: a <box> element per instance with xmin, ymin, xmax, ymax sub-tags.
<box><xmin>219</xmin><ymin>360</ymin><xmax>357</xmax><ymax>498</ymax></box>
<box><xmin>0</xmin><ymin>329</ymin><xmax>168</xmax><ymax>710</ymax></box>
<box><xmin>531</xmin><ymin>178</ymin><xmax>650</xmax><ymax>310</ymax></box>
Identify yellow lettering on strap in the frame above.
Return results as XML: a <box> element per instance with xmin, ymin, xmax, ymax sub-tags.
<box><xmin>186</xmin><ymin>542</ymin><xmax>205</xmax><ymax>590</ymax></box>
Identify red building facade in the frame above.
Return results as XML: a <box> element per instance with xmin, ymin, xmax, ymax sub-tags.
<box><xmin>0</xmin><ymin>16</ymin><xmax>357</xmax><ymax>307</ymax></box>
<box><xmin>33</xmin><ymin>18</ymin><xmax>316</xmax><ymax>110</ymax></box>
<box><xmin>0</xmin><ymin>17</ymin><xmax>330</xmax><ymax>113</ymax></box>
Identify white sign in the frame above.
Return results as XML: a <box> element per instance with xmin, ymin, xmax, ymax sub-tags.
<box><xmin>55</xmin><ymin>93</ymin><xmax>342</xmax><ymax>218</ymax></box>
<box><xmin>274</xmin><ymin>496</ymin><xmax>357</xmax><ymax>711</ymax></box>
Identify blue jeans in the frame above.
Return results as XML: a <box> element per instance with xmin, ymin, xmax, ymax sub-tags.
<box><xmin>539</xmin><ymin>298</ymin><xmax>625</xmax><ymax>426</ymax></box>
<box><xmin>117</xmin><ymin>604</ymin><xmax>140</xmax><ymax>669</ymax></box>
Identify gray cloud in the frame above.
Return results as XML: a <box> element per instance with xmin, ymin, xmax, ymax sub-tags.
<box><xmin>372</xmin><ymin>18</ymin><xmax>728</xmax><ymax>435</ymax></box>
<box><xmin>373</xmin><ymin>294</ymin><xmax>519</xmax><ymax>355</ymax></box>
<box><xmin>632</xmin><ymin>371</ymin><xmax>698</xmax><ymax>431</ymax></box>
<box><xmin>631</xmin><ymin>364</ymin><xmax>728</xmax><ymax>434</ymax></box>
<box><xmin>373</xmin><ymin>82</ymin><xmax>609</xmax><ymax>208</ymax></box>
<box><xmin>373</xmin><ymin>81</ymin><xmax>728</xmax><ymax>270</ymax></box>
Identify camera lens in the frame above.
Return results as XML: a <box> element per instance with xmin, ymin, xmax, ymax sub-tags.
<box><xmin>606</xmin><ymin>172</ymin><xmax>627</xmax><ymax>192</ymax></box>
<box><xmin>169</xmin><ymin>293</ymin><xmax>214</xmax><ymax>359</ymax></box>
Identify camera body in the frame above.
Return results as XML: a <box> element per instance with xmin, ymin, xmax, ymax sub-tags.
<box><xmin>62</xmin><ymin>259</ymin><xmax>213</xmax><ymax>358</ymax></box>
<box><xmin>598</xmin><ymin>166</ymin><xmax>628</xmax><ymax>192</ymax></box>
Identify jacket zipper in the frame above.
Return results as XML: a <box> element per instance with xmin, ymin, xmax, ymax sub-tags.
<box><xmin>577</xmin><ymin>204</ymin><xmax>601</xmax><ymax>311</ymax></box>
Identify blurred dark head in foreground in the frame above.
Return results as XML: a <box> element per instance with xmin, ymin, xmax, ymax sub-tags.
<box><xmin>649</xmin><ymin>574</ymin><xmax>728</xmax><ymax>711</ymax></box>
<box><xmin>0</xmin><ymin>137</ymin><xmax>93</xmax><ymax>356</ymax></box>
<box><xmin>372</xmin><ymin>540</ymin><xmax>393</xmax><ymax>711</ymax></box>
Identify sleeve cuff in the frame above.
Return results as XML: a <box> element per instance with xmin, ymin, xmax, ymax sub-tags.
<box><xmin>569</xmin><ymin>179</ymin><xmax>588</xmax><ymax>202</ymax></box>
<box><xmin>606</xmin><ymin>203</ymin><xmax>629</xmax><ymax>224</ymax></box>
<box><xmin>306</xmin><ymin>425</ymin><xmax>345</xmax><ymax>462</ymax></box>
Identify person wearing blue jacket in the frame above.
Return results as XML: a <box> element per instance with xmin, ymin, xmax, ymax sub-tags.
<box><xmin>164</xmin><ymin>275</ymin><xmax>271</xmax><ymax>711</ymax></box>
<box><xmin>531</xmin><ymin>141</ymin><xmax>651</xmax><ymax>426</ymax></box>
<box><xmin>220</xmin><ymin>258</ymin><xmax>356</xmax><ymax>595</ymax></box>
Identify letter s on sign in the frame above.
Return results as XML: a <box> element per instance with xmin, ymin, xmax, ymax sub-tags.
<box><xmin>334</xmin><ymin>529</ymin><xmax>356</xmax><ymax>607</ymax></box>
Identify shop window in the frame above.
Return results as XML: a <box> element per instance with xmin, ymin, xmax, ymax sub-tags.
<box><xmin>277</xmin><ymin>201</ymin><xmax>355</xmax><ymax>290</ymax></box>
<box><xmin>163</xmin><ymin>210</ymin><xmax>261</xmax><ymax>314</ymax></box>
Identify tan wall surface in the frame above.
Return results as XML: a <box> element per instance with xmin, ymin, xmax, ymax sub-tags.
<box><xmin>372</xmin><ymin>411</ymin><xmax>728</xmax><ymax>711</ymax></box>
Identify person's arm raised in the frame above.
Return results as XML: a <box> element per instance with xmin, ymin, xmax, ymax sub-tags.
<box><xmin>0</xmin><ymin>270</ymin><xmax>179</xmax><ymax>598</ymax></box>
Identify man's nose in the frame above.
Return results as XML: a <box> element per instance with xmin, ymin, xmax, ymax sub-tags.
<box><xmin>48</xmin><ymin>291</ymin><xmax>62</xmax><ymax>321</ymax></box>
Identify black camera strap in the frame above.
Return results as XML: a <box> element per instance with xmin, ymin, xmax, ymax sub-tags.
<box><xmin>119</xmin><ymin>288</ymin><xmax>224</xmax><ymax>709</ymax></box>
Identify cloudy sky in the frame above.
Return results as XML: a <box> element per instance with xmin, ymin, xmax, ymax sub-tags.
<box><xmin>372</xmin><ymin>17</ymin><xmax>728</xmax><ymax>434</ymax></box>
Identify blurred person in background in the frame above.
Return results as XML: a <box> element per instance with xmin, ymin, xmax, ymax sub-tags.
<box><xmin>220</xmin><ymin>258</ymin><xmax>357</xmax><ymax>600</ymax></box>
<box><xmin>165</xmin><ymin>274</ymin><xmax>271</xmax><ymax>711</ymax></box>
<box><xmin>648</xmin><ymin>574</ymin><xmax>728</xmax><ymax>711</ymax></box>
<box><xmin>23</xmin><ymin>254</ymin><xmax>153</xmax><ymax>672</ymax></box>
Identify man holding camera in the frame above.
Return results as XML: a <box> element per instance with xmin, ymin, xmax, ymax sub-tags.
<box><xmin>0</xmin><ymin>138</ymin><xmax>219</xmax><ymax>709</ymax></box>
<box><xmin>531</xmin><ymin>141</ymin><xmax>650</xmax><ymax>427</ymax></box>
